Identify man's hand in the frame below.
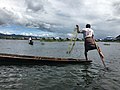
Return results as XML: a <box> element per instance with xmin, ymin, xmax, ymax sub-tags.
<box><xmin>76</xmin><ymin>25</ymin><xmax>80</xmax><ymax>33</ymax></box>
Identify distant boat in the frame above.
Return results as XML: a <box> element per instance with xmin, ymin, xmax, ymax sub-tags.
<box><xmin>29</xmin><ymin>37</ymin><xmax>33</xmax><ymax>45</ymax></box>
<box><xmin>29</xmin><ymin>41</ymin><xmax>33</xmax><ymax>45</ymax></box>
<box><xmin>29</xmin><ymin>42</ymin><xmax>33</xmax><ymax>45</ymax></box>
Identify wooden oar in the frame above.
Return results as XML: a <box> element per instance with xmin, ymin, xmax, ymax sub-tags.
<box><xmin>94</xmin><ymin>39</ymin><xmax>107</xmax><ymax>69</ymax></box>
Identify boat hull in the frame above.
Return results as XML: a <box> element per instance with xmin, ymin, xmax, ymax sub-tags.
<box><xmin>0</xmin><ymin>53</ymin><xmax>92</xmax><ymax>65</ymax></box>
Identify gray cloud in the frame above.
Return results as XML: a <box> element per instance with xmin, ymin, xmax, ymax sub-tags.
<box><xmin>26</xmin><ymin>0</ymin><xmax>44</xmax><ymax>12</ymax></box>
<box><xmin>0</xmin><ymin>8</ymin><xmax>13</xmax><ymax>25</ymax></box>
<box><xmin>0</xmin><ymin>0</ymin><xmax>120</xmax><ymax>38</ymax></box>
<box><xmin>113</xmin><ymin>1</ymin><xmax>120</xmax><ymax>15</ymax></box>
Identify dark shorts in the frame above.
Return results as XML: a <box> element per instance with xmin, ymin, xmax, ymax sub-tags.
<box><xmin>84</xmin><ymin>37</ymin><xmax>97</xmax><ymax>52</ymax></box>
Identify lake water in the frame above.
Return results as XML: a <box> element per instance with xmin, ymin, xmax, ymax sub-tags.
<box><xmin>0</xmin><ymin>39</ymin><xmax>120</xmax><ymax>90</ymax></box>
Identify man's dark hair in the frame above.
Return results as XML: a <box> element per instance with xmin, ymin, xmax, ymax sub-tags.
<box><xmin>76</xmin><ymin>25</ymin><xmax>79</xmax><ymax>27</ymax></box>
<box><xmin>86</xmin><ymin>24</ymin><xmax>91</xmax><ymax>28</ymax></box>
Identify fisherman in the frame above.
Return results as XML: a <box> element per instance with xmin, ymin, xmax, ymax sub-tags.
<box><xmin>29</xmin><ymin>36</ymin><xmax>33</xmax><ymax>45</ymax></box>
<box><xmin>76</xmin><ymin>24</ymin><xmax>97</xmax><ymax>60</ymax></box>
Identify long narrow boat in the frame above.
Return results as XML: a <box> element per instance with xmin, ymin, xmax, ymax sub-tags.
<box><xmin>0</xmin><ymin>53</ymin><xmax>92</xmax><ymax>65</ymax></box>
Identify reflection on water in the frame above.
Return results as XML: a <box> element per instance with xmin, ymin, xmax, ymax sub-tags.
<box><xmin>0</xmin><ymin>40</ymin><xmax>120</xmax><ymax>90</ymax></box>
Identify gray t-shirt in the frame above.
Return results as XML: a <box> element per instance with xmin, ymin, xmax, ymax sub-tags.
<box><xmin>80</xmin><ymin>28</ymin><xmax>94</xmax><ymax>39</ymax></box>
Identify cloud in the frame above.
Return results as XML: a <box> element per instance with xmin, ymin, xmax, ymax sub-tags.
<box><xmin>112</xmin><ymin>1</ymin><xmax>120</xmax><ymax>15</ymax></box>
<box><xmin>26</xmin><ymin>0</ymin><xmax>44</xmax><ymax>12</ymax></box>
<box><xmin>0</xmin><ymin>0</ymin><xmax>120</xmax><ymax>38</ymax></box>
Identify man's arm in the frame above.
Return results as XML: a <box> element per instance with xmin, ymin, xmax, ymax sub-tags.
<box><xmin>75</xmin><ymin>25</ymin><xmax>82</xmax><ymax>33</ymax></box>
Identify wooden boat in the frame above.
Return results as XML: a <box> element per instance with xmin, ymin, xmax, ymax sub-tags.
<box><xmin>0</xmin><ymin>53</ymin><xmax>92</xmax><ymax>65</ymax></box>
<box><xmin>29</xmin><ymin>41</ymin><xmax>33</xmax><ymax>45</ymax></box>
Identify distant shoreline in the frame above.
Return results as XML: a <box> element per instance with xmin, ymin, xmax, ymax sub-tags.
<box><xmin>0</xmin><ymin>38</ymin><xmax>120</xmax><ymax>43</ymax></box>
<box><xmin>0</xmin><ymin>33</ymin><xmax>120</xmax><ymax>42</ymax></box>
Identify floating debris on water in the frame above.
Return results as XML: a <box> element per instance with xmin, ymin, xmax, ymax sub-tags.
<box><xmin>103</xmin><ymin>43</ymin><xmax>110</xmax><ymax>45</ymax></box>
<box><xmin>41</xmin><ymin>42</ymin><xmax>45</xmax><ymax>45</ymax></box>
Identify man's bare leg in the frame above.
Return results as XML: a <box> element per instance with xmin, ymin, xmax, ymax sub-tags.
<box><xmin>85</xmin><ymin>51</ymin><xmax>88</xmax><ymax>61</ymax></box>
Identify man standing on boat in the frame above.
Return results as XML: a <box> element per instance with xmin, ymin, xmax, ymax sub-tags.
<box><xmin>76</xmin><ymin>24</ymin><xmax>97</xmax><ymax>60</ymax></box>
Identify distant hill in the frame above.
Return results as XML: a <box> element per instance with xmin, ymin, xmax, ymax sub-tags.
<box><xmin>0</xmin><ymin>33</ymin><xmax>6</xmax><ymax>36</ymax></box>
<box><xmin>0</xmin><ymin>32</ymin><xmax>120</xmax><ymax>41</ymax></box>
<box><xmin>0</xmin><ymin>33</ymin><xmax>27</xmax><ymax>37</ymax></box>
<box><xmin>116</xmin><ymin>35</ymin><xmax>120</xmax><ymax>40</ymax></box>
<box><xmin>0</xmin><ymin>33</ymin><xmax>36</xmax><ymax>40</ymax></box>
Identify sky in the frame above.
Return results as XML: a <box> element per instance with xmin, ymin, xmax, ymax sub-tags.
<box><xmin>0</xmin><ymin>0</ymin><xmax>120</xmax><ymax>39</ymax></box>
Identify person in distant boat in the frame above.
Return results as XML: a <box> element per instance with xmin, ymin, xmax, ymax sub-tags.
<box><xmin>29</xmin><ymin>36</ymin><xmax>33</xmax><ymax>45</ymax></box>
<box><xmin>76</xmin><ymin>24</ymin><xmax>97</xmax><ymax>60</ymax></box>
